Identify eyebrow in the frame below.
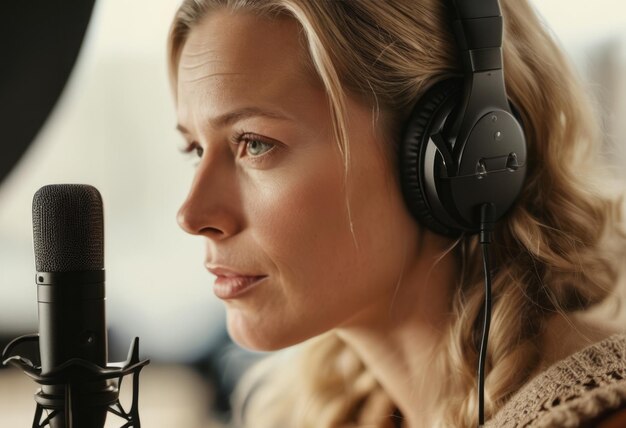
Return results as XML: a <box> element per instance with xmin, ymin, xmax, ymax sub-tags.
<box><xmin>176</xmin><ymin>106</ymin><xmax>292</xmax><ymax>135</ymax></box>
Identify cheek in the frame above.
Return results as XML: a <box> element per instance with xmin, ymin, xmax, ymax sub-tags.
<box><xmin>246</xmin><ymin>142</ymin><xmax>414</xmax><ymax>310</ymax></box>
<box><xmin>252</xmin><ymin>154</ymin><xmax>355</xmax><ymax>284</ymax></box>
<box><xmin>227</xmin><ymin>152</ymin><xmax>358</xmax><ymax>349</ymax></box>
<box><xmin>227</xmin><ymin>128</ymin><xmax>421</xmax><ymax>353</ymax></box>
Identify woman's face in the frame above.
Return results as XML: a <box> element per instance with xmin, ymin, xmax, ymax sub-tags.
<box><xmin>175</xmin><ymin>10</ymin><xmax>422</xmax><ymax>351</ymax></box>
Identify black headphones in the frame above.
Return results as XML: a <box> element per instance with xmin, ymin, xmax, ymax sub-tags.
<box><xmin>400</xmin><ymin>0</ymin><xmax>527</xmax><ymax>238</ymax></box>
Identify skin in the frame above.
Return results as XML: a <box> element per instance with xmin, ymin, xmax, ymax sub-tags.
<box><xmin>174</xmin><ymin>8</ymin><xmax>476</xmax><ymax>427</ymax></box>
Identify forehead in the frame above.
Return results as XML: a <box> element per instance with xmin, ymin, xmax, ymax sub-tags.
<box><xmin>176</xmin><ymin>9</ymin><xmax>319</xmax><ymax>125</ymax></box>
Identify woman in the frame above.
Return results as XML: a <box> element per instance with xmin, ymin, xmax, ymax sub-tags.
<box><xmin>167</xmin><ymin>0</ymin><xmax>626</xmax><ymax>426</ymax></box>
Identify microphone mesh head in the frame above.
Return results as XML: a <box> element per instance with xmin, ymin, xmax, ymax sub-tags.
<box><xmin>32</xmin><ymin>184</ymin><xmax>104</xmax><ymax>272</ymax></box>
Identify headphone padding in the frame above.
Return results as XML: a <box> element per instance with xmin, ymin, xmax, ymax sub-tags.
<box><xmin>399</xmin><ymin>78</ymin><xmax>462</xmax><ymax>238</ymax></box>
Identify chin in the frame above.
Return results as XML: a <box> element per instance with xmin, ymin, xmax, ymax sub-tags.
<box><xmin>226</xmin><ymin>312</ymin><xmax>314</xmax><ymax>352</ymax></box>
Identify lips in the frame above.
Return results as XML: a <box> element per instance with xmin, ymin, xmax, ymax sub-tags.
<box><xmin>206</xmin><ymin>266</ymin><xmax>267</xmax><ymax>299</ymax></box>
<box><xmin>212</xmin><ymin>275</ymin><xmax>267</xmax><ymax>299</ymax></box>
<box><xmin>206</xmin><ymin>266</ymin><xmax>264</xmax><ymax>277</ymax></box>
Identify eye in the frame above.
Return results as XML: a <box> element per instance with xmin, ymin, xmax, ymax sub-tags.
<box><xmin>244</xmin><ymin>138</ymin><xmax>273</xmax><ymax>157</ymax></box>
<box><xmin>233</xmin><ymin>132</ymin><xmax>277</xmax><ymax>160</ymax></box>
<box><xmin>179</xmin><ymin>141</ymin><xmax>203</xmax><ymax>158</ymax></box>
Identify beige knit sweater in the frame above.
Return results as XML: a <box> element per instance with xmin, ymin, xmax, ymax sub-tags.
<box><xmin>485</xmin><ymin>334</ymin><xmax>626</xmax><ymax>427</ymax></box>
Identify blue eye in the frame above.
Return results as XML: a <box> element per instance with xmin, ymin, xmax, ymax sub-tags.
<box><xmin>233</xmin><ymin>132</ymin><xmax>277</xmax><ymax>159</ymax></box>
<box><xmin>244</xmin><ymin>138</ymin><xmax>273</xmax><ymax>157</ymax></box>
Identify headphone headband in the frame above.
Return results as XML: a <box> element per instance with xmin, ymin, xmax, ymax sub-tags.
<box><xmin>449</xmin><ymin>0</ymin><xmax>501</xmax><ymax>20</ymax></box>
<box><xmin>449</xmin><ymin>0</ymin><xmax>503</xmax><ymax>73</ymax></box>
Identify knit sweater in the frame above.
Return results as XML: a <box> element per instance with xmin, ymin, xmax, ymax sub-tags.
<box><xmin>485</xmin><ymin>333</ymin><xmax>626</xmax><ymax>427</ymax></box>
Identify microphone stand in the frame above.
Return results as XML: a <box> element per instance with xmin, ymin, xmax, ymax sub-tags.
<box><xmin>2</xmin><ymin>335</ymin><xmax>149</xmax><ymax>428</ymax></box>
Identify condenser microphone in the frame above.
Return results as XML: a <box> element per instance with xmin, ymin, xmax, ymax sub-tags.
<box><xmin>2</xmin><ymin>184</ymin><xmax>149</xmax><ymax>428</ymax></box>
<box><xmin>32</xmin><ymin>184</ymin><xmax>110</xmax><ymax>427</ymax></box>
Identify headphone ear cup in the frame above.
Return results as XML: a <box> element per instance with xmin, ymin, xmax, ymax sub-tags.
<box><xmin>399</xmin><ymin>79</ymin><xmax>462</xmax><ymax>238</ymax></box>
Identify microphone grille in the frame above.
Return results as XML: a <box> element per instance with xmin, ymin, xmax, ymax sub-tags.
<box><xmin>32</xmin><ymin>184</ymin><xmax>104</xmax><ymax>272</ymax></box>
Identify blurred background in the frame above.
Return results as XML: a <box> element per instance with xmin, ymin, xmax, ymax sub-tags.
<box><xmin>0</xmin><ymin>1</ymin><xmax>625</xmax><ymax>426</ymax></box>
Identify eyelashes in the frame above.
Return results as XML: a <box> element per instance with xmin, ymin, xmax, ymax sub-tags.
<box><xmin>178</xmin><ymin>131</ymin><xmax>278</xmax><ymax>166</ymax></box>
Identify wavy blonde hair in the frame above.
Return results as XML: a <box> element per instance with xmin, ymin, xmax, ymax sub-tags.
<box><xmin>167</xmin><ymin>0</ymin><xmax>626</xmax><ymax>426</ymax></box>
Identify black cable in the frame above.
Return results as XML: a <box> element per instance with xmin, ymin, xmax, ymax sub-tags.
<box><xmin>478</xmin><ymin>203</ymin><xmax>496</xmax><ymax>427</ymax></box>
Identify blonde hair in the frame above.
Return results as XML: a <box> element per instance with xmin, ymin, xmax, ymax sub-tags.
<box><xmin>167</xmin><ymin>1</ymin><xmax>626</xmax><ymax>426</ymax></box>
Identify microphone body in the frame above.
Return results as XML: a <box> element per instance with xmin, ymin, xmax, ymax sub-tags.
<box><xmin>37</xmin><ymin>272</ymin><xmax>110</xmax><ymax>428</ymax></box>
<box><xmin>38</xmin><ymin>271</ymin><xmax>107</xmax><ymax>375</ymax></box>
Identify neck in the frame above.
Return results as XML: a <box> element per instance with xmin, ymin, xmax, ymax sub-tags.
<box><xmin>336</xmin><ymin>231</ymin><xmax>459</xmax><ymax>428</ymax></box>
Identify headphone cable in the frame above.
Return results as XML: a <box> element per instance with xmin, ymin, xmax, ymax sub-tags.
<box><xmin>478</xmin><ymin>203</ymin><xmax>496</xmax><ymax>426</ymax></box>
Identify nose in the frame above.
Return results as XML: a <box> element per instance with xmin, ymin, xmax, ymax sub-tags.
<box><xmin>177</xmin><ymin>159</ymin><xmax>242</xmax><ymax>240</ymax></box>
